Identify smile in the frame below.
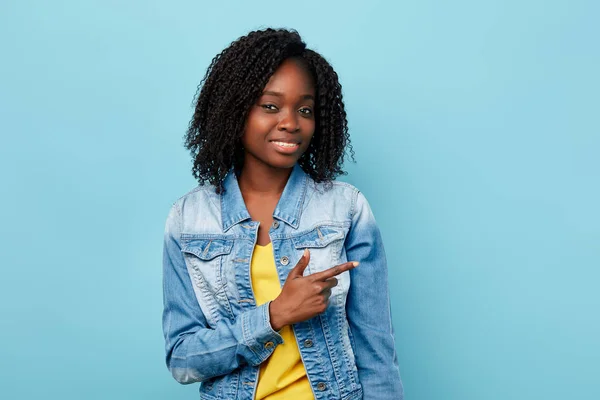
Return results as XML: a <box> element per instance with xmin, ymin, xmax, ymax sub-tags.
<box><xmin>271</xmin><ymin>141</ymin><xmax>299</xmax><ymax>148</ymax></box>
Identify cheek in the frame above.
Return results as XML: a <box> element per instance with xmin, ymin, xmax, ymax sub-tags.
<box><xmin>300</xmin><ymin>130</ymin><xmax>316</xmax><ymax>153</ymax></box>
<box><xmin>245</xmin><ymin>109</ymin><xmax>276</xmax><ymax>136</ymax></box>
<box><xmin>302</xmin><ymin>117</ymin><xmax>315</xmax><ymax>130</ymax></box>
<box><xmin>300</xmin><ymin>117</ymin><xmax>316</xmax><ymax>138</ymax></box>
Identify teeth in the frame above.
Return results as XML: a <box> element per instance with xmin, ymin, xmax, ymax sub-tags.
<box><xmin>273</xmin><ymin>141</ymin><xmax>298</xmax><ymax>148</ymax></box>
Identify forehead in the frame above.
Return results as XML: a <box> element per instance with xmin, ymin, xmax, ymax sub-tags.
<box><xmin>262</xmin><ymin>58</ymin><xmax>315</xmax><ymax>95</ymax></box>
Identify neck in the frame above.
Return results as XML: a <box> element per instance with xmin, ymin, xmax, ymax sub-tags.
<box><xmin>237</xmin><ymin>158</ymin><xmax>293</xmax><ymax>196</ymax></box>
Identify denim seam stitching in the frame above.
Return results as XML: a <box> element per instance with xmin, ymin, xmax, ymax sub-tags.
<box><xmin>241</xmin><ymin>309</ymin><xmax>262</xmax><ymax>364</ymax></box>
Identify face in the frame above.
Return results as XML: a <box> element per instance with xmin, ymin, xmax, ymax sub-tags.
<box><xmin>241</xmin><ymin>58</ymin><xmax>316</xmax><ymax>170</ymax></box>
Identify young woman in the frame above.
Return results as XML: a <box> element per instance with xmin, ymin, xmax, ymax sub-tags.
<box><xmin>162</xmin><ymin>28</ymin><xmax>403</xmax><ymax>400</ymax></box>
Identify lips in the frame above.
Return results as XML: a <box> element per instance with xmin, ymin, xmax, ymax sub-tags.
<box><xmin>271</xmin><ymin>141</ymin><xmax>299</xmax><ymax>148</ymax></box>
<box><xmin>269</xmin><ymin>138</ymin><xmax>300</xmax><ymax>145</ymax></box>
<box><xmin>269</xmin><ymin>139</ymin><xmax>301</xmax><ymax>154</ymax></box>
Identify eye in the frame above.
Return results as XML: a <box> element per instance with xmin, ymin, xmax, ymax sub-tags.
<box><xmin>299</xmin><ymin>107</ymin><xmax>313</xmax><ymax>116</ymax></box>
<box><xmin>261</xmin><ymin>104</ymin><xmax>278</xmax><ymax>111</ymax></box>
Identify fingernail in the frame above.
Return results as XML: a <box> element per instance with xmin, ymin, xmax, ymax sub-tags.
<box><xmin>303</xmin><ymin>249</ymin><xmax>309</xmax><ymax>257</ymax></box>
<box><xmin>352</xmin><ymin>262</ymin><xmax>360</xmax><ymax>267</ymax></box>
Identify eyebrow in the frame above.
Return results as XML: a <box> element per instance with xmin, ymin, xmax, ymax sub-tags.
<box><xmin>262</xmin><ymin>90</ymin><xmax>315</xmax><ymax>100</ymax></box>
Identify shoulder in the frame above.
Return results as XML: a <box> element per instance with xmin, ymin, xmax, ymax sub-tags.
<box><xmin>165</xmin><ymin>184</ymin><xmax>223</xmax><ymax>233</ymax></box>
<box><xmin>169</xmin><ymin>184</ymin><xmax>220</xmax><ymax>215</ymax></box>
<box><xmin>311</xmin><ymin>179</ymin><xmax>361</xmax><ymax>197</ymax></box>
<box><xmin>303</xmin><ymin>178</ymin><xmax>368</xmax><ymax>220</ymax></box>
<box><xmin>174</xmin><ymin>184</ymin><xmax>218</xmax><ymax>204</ymax></box>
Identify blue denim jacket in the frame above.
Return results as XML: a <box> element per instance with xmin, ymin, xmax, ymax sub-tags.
<box><xmin>162</xmin><ymin>164</ymin><xmax>404</xmax><ymax>399</ymax></box>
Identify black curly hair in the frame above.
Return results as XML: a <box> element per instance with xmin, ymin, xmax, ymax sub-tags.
<box><xmin>184</xmin><ymin>28</ymin><xmax>354</xmax><ymax>191</ymax></box>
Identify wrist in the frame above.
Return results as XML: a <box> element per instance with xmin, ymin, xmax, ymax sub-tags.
<box><xmin>268</xmin><ymin>299</ymin><xmax>286</xmax><ymax>331</ymax></box>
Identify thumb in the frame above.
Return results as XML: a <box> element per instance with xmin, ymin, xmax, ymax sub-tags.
<box><xmin>289</xmin><ymin>249</ymin><xmax>310</xmax><ymax>279</ymax></box>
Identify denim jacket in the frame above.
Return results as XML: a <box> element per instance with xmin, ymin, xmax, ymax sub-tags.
<box><xmin>162</xmin><ymin>164</ymin><xmax>404</xmax><ymax>400</ymax></box>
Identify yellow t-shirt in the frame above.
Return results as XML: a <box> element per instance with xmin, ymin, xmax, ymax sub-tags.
<box><xmin>251</xmin><ymin>243</ymin><xmax>314</xmax><ymax>400</ymax></box>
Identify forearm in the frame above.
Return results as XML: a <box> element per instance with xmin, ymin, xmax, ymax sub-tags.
<box><xmin>350</xmin><ymin>324</ymin><xmax>404</xmax><ymax>399</ymax></box>
<box><xmin>165</xmin><ymin>301</ymin><xmax>282</xmax><ymax>384</ymax></box>
<box><xmin>347</xmin><ymin>285</ymin><xmax>404</xmax><ymax>399</ymax></box>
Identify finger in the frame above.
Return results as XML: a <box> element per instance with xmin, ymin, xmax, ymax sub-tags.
<box><xmin>288</xmin><ymin>249</ymin><xmax>310</xmax><ymax>279</ymax></box>
<box><xmin>322</xmin><ymin>277</ymin><xmax>338</xmax><ymax>290</ymax></box>
<box><xmin>322</xmin><ymin>288</ymin><xmax>332</xmax><ymax>299</ymax></box>
<box><xmin>310</xmin><ymin>261</ymin><xmax>358</xmax><ymax>281</ymax></box>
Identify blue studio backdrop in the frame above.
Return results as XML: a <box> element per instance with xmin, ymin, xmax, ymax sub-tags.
<box><xmin>1</xmin><ymin>1</ymin><xmax>598</xmax><ymax>399</ymax></box>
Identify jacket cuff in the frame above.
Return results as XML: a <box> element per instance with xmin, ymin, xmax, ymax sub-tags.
<box><xmin>241</xmin><ymin>301</ymin><xmax>284</xmax><ymax>365</ymax></box>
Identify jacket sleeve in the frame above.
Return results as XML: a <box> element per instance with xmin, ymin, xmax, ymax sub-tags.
<box><xmin>344</xmin><ymin>191</ymin><xmax>404</xmax><ymax>399</ymax></box>
<box><xmin>162</xmin><ymin>202</ymin><xmax>283</xmax><ymax>384</ymax></box>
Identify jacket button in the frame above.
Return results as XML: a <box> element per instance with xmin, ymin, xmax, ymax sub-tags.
<box><xmin>272</xmin><ymin>221</ymin><xmax>280</xmax><ymax>229</ymax></box>
<box><xmin>317</xmin><ymin>382</ymin><xmax>327</xmax><ymax>391</ymax></box>
<box><xmin>264</xmin><ymin>341</ymin><xmax>274</xmax><ymax>349</ymax></box>
<box><xmin>280</xmin><ymin>256</ymin><xmax>289</xmax><ymax>266</ymax></box>
<box><xmin>304</xmin><ymin>339</ymin><xmax>313</xmax><ymax>348</ymax></box>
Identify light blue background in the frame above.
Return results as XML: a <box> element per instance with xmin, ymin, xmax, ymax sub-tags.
<box><xmin>1</xmin><ymin>1</ymin><xmax>598</xmax><ymax>399</ymax></box>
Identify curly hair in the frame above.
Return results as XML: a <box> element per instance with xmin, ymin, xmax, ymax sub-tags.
<box><xmin>184</xmin><ymin>28</ymin><xmax>354</xmax><ymax>190</ymax></box>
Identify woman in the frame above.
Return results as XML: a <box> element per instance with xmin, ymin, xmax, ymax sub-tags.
<box><xmin>162</xmin><ymin>28</ymin><xmax>403</xmax><ymax>400</ymax></box>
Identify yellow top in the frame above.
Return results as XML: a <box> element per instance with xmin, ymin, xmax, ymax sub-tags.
<box><xmin>251</xmin><ymin>243</ymin><xmax>314</xmax><ymax>400</ymax></box>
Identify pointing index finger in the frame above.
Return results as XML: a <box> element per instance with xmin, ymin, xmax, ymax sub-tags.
<box><xmin>310</xmin><ymin>261</ymin><xmax>359</xmax><ymax>281</ymax></box>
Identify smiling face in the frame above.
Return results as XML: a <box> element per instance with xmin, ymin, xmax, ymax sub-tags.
<box><xmin>241</xmin><ymin>57</ymin><xmax>316</xmax><ymax>171</ymax></box>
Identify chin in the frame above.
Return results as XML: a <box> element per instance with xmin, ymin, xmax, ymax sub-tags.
<box><xmin>245</xmin><ymin>148</ymin><xmax>305</xmax><ymax>170</ymax></box>
<box><xmin>266</xmin><ymin>155</ymin><xmax>301</xmax><ymax>169</ymax></box>
<box><xmin>270</xmin><ymin>160</ymin><xmax>298</xmax><ymax>169</ymax></box>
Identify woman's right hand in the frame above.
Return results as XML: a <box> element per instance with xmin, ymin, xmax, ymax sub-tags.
<box><xmin>268</xmin><ymin>249</ymin><xmax>359</xmax><ymax>331</ymax></box>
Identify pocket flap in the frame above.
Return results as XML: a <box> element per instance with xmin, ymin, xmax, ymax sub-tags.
<box><xmin>292</xmin><ymin>226</ymin><xmax>345</xmax><ymax>249</ymax></box>
<box><xmin>182</xmin><ymin>239</ymin><xmax>234</xmax><ymax>260</ymax></box>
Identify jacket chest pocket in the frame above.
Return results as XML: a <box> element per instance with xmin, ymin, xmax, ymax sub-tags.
<box><xmin>291</xmin><ymin>225</ymin><xmax>349</xmax><ymax>294</ymax></box>
<box><xmin>181</xmin><ymin>237</ymin><xmax>235</xmax><ymax>322</ymax></box>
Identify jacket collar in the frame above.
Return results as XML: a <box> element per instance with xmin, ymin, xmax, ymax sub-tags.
<box><xmin>220</xmin><ymin>163</ymin><xmax>308</xmax><ymax>232</ymax></box>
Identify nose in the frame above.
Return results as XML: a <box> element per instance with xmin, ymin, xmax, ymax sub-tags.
<box><xmin>277</xmin><ymin>110</ymin><xmax>300</xmax><ymax>133</ymax></box>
